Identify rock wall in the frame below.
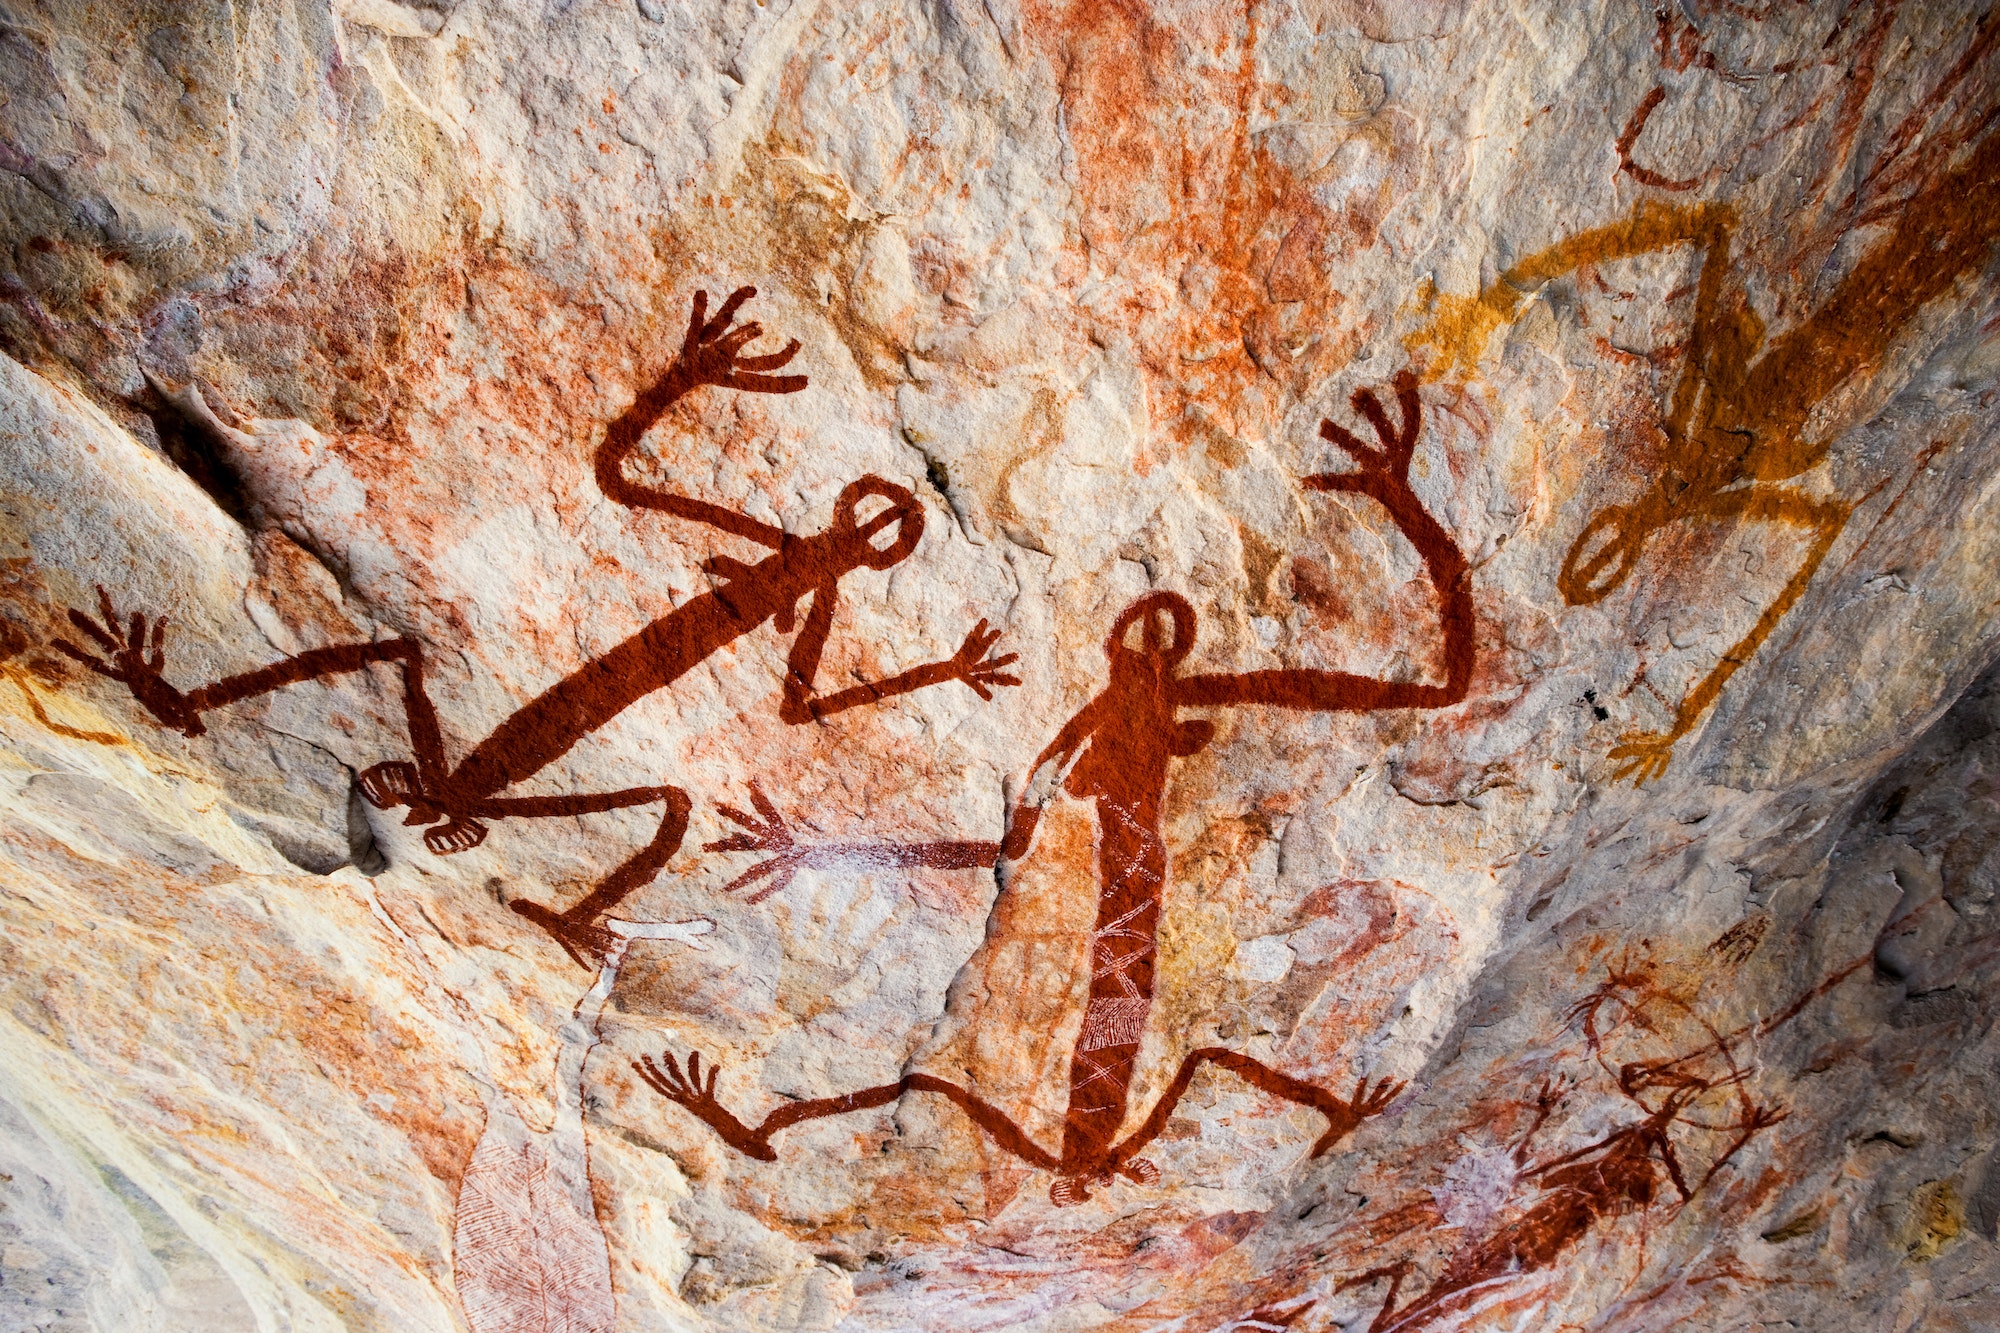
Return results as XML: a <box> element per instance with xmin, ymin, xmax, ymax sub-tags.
<box><xmin>2</xmin><ymin>1</ymin><xmax>1999</xmax><ymax>1329</ymax></box>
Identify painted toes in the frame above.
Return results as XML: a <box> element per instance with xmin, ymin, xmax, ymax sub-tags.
<box><xmin>1123</xmin><ymin>1157</ymin><xmax>1160</xmax><ymax>1185</ymax></box>
<box><xmin>424</xmin><ymin>817</ymin><xmax>488</xmax><ymax>855</ymax></box>
<box><xmin>357</xmin><ymin>761</ymin><xmax>421</xmax><ymax>809</ymax></box>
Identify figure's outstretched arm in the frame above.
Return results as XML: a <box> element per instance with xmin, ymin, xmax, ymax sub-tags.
<box><xmin>635</xmin><ymin>1049</ymin><xmax>1058</xmax><ymax>1169</ymax></box>
<box><xmin>1112</xmin><ymin>1048</ymin><xmax>1402</xmax><ymax>1167</ymax></box>
<box><xmin>56</xmin><ymin>587</ymin><xmax>433</xmax><ymax>745</ymax></box>
<box><xmin>1604</xmin><ymin>486</ymin><xmax>1851</xmax><ymax>785</ymax></box>
<box><xmin>705</xmin><ymin>702</ymin><xmax>1106</xmax><ymax>900</ymax></box>
<box><xmin>702</xmin><ymin>782</ymin><xmax>1002</xmax><ymax>903</ymax></box>
<box><xmin>778</xmin><ymin>598</ymin><xmax>1020</xmax><ymax>724</ymax></box>
<box><xmin>1176</xmin><ymin>371</ymin><xmax>1473</xmax><ymax>714</ymax></box>
<box><xmin>595</xmin><ymin>286</ymin><xmax>806</xmax><ymax>548</ymax></box>
<box><xmin>1408</xmin><ymin>200</ymin><xmax>1733</xmax><ymax>381</ymax></box>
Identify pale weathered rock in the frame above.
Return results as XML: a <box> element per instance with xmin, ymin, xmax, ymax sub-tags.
<box><xmin>2</xmin><ymin>2</ymin><xmax>1999</xmax><ymax>1329</ymax></box>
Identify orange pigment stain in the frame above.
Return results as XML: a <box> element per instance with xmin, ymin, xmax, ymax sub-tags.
<box><xmin>1022</xmin><ymin>1</ymin><xmax>1370</xmax><ymax>462</ymax></box>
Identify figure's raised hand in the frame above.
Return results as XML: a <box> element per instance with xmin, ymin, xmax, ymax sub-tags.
<box><xmin>945</xmin><ymin>620</ymin><xmax>1020</xmax><ymax>701</ymax></box>
<box><xmin>1312</xmin><ymin>1074</ymin><xmax>1404</xmax><ymax>1156</ymax></box>
<box><xmin>705</xmin><ymin>782</ymin><xmax>812</xmax><ymax>903</ymax></box>
<box><xmin>1306</xmin><ymin>369</ymin><xmax>1423</xmax><ymax>497</ymax></box>
<box><xmin>674</xmin><ymin>286</ymin><xmax>808</xmax><ymax>395</ymax></box>
<box><xmin>53</xmin><ymin>587</ymin><xmax>202</xmax><ymax>735</ymax></box>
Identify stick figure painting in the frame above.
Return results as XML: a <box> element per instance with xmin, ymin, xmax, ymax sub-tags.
<box><xmin>9</xmin><ymin>7</ymin><xmax>2000</xmax><ymax>1331</ymax></box>
<box><xmin>638</xmin><ymin>370</ymin><xmax>1472</xmax><ymax>1204</ymax></box>
<box><xmin>56</xmin><ymin>289</ymin><xmax>1020</xmax><ymax>967</ymax></box>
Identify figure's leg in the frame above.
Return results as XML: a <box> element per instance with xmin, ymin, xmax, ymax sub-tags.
<box><xmin>1110</xmin><ymin>1047</ymin><xmax>1402</xmax><ymax>1170</ymax></box>
<box><xmin>1333</xmin><ymin>1265</ymin><xmax>1412</xmax><ymax>1333</ymax></box>
<box><xmin>1608</xmin><ymin>485</ymin><xmax>1851</xmax><ymax>783</ymax></box>
<box><xmin>359</xmin><ymin>647</ymin><xmax>679</xmax><ymax>861</ymax></box>
<box><xmin>481</xmin><ymin>785</ymin><xmax>691</xmax><ymax>968</ymax></box>
<box><xmin>1675</xmin><ymin>485</ymin><xmax>1850</xmax><ymax>734</ymax></box>
<box><xmin>902</xmin><ymin>1074</ymin><xmax>1062</xmax><ymax>1171</ymax></box>
<box><xmin>634</xmin><ymin>1051</ymin><xmax>1057</xmax><ymax>1168</ymax></box>
<box><xmin>168</xmin><ymin>630</ymin><xmax>503</xmax><ymax>854</ymax></box>
<box><xmin>56</xmin><ymin>592</ymin><xmax>441</xmax><ymax>753</ymax></box>
<box><xmin>331</xmin><ymin>636</ymin><xmax>521</xmax><ymax>850</ymax></box>
<box><xmin>189</xmin><ymin>635</ymin><xmax>462</xmax><ymax>842</ymax></box>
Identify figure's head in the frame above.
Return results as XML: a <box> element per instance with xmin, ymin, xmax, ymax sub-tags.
<box><xmin>1617</xmin><ymin>1059</ymin><xmax>1717</xmax><ymax>1123</ymax></box>
<box><xmin>1558</xmin><ymin>501</ymin><xmax>1652</xmax><ymax>606</ymax></box>
<box><xmin>1104</xmin><ymin>590</ymin><xmax>1197</xmax><ymax>672</ymax></box>
<box><xmin>828</xmin><ymin>476</ymin><xmax>925</xmax><ymax>571</ymax></box>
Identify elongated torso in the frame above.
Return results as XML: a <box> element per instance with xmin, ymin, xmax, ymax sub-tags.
<box><xmin>1059</xmin><ymin>785</ymin><xmax>1169</xmax><ymax>1174</ymax></box>
<box><xmin>446</xmin><ymin>570</ymin><xmax>798</xmax><ymax>801</ymax></box>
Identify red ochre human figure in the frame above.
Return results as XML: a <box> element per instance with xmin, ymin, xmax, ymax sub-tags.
<box><xmin>636</xmin><ymin>370</ymin><xmax>1474</xmax><ymax>1204</ymax></box>
<box><xmin>1336</xmin><ymin>1059</ymin><xmax>1781</xmax><ymax>1333</ymax></box>
<box><xmin>55</xmin><ymin>287</ymin><xmax>1019</xmax><ymax>966</ymax></box>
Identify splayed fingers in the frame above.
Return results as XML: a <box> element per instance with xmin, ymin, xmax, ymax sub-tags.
<box><xmin>677</xmin><ymin>287</ymin><xmax>807</xmax><ymax>394</ymax></box>
<box><xmin>636</xmin><ymin>1049</ymin><xmax>721</xmax><ymax>1111</ymax></box>
<box><xmin>706</xmin><ymin>783</ymin><xmax>812</xmax><ymax>902</ymax></box>
<box><xmin>950</xmin><ymin>620</ymin><xmax>1021</xmax><ymax>700</ymax></box>
<box><xmin>1608</xmin><ymin>731</ymin><xmax>1678</xmax><ymax>787</ymax></box>
<box><xmin>53</xmin><ymin>586</ymin><xmax>199</xmax><ymax>734</ymax></box>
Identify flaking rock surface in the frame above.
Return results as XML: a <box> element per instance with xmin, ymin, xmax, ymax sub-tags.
<box><xmin>3</xmin><ymin>2</ymin><xmax>2000</xmax><ymax>1330</ymax></box>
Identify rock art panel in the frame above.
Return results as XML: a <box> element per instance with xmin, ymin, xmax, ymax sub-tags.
<box><xmin>1336</xmin><ymin>959</ymin><xmax>1797</xmax><ymax>1333</ymax></box>
<box><xmin>1</xmin><ymin>3</ymin><xmax>1999</xmax><ymax>1332</ymax></box>
<box><xmin>1412</xmin><ymin>129</ymin><xmax>2000</xmax><ymax>781</ymax></box>
<box><xmin>53</xmin><ymin>288</ymin><xmax>1018</xmax><ymax>968</ymax></box>
<box><xmin>641</xmin><ymin>371</ymin><xmax>1467</xmax><ymax>1204</ymax></box>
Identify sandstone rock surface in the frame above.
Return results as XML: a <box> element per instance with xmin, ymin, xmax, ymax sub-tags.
<box><xmin>3</xmin><ymin>2</ymin><xmax>2000</xmax><ymax>1330</ymax></box>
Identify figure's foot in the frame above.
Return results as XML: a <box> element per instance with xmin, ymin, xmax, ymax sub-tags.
<box><xmin>510</xmin><ymin>899</ymin><xmax>620</xmax><ymax>969</ymax></box>
<box><xmin>1049</xmin><ymin>1175</ymin><xmax>1090</xmax><ymax>1207</ymax></box>
<box><xmin>1607</xmin><ymin>729</ymin><xmax>1679</xmax><ymax>786</ymax></box>
<box><xmin>1310</xmin><ymin>1075</ymin><xmax>1405</xmax><ymax>1156</ymax></box>
<box><xmin>1119</xmin><ymin>1157</ymin><xmax>1160</xmax><ymax>1185</ymax></box>
<box><xmin>423</xmin><ymin>815</ymin><xmax>488</xmax><ymax>855</ymax></box>
<box><xmin>358</xmin><ymin>761</ymin><xmax>422</xmax><ymax>809</ymax></box>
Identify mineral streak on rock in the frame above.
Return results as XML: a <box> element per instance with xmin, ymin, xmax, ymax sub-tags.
<box><xmin>3</xmin><ymin>2</ymin><xmax>2000</xmax><ymax>1331</ymax></box>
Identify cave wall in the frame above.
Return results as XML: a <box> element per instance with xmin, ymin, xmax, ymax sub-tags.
<box><xmin>2</xmin><ymin>2</ymin><xmax>1999</xmax><ymax>1329</ymax></box>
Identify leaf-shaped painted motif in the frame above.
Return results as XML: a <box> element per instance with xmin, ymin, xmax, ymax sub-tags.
<box><xmin>453</xmin><ymin>1116</ymin><xmax>615</xmax><ymax>1333</ymax></box>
